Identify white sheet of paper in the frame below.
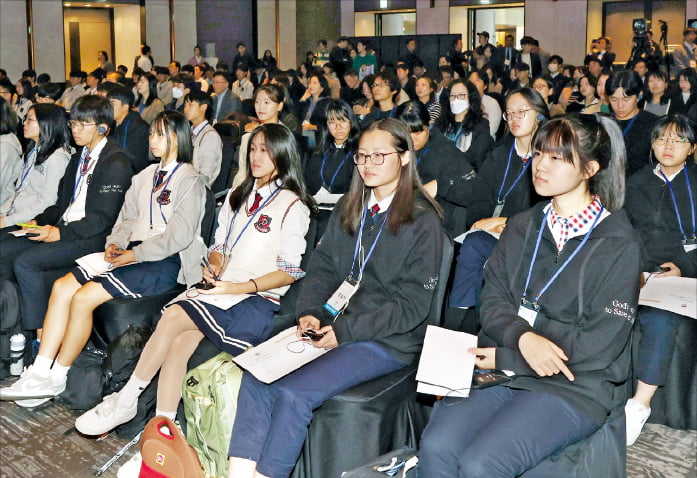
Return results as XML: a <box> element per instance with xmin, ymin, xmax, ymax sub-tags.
<box><xmin>453</xmin><ymin>228</ymin><xmax>500</xmax><ymax>245</ymax></box>
<box><xmin>170</xmin><ymin>289</ymin><xmax>251</xmax><ymax>310</ymax></box>
<box><xmin>416</xmin><ymin>325</ymin><xmax>478</xmax><ymax>398</ymax></box>
<box><xmin>75</xmin><ymin>252</ymin><xmax>112</xmax><ymax>276</ymax></box>
<box><xmin>313</xmin><ymin>187</ymin><xmax>343</xmax><ymax>207</ymax></box>
<box><xmin>639</xmin><ymin>275</ymin><xmax>697</xmax><ymax>319</ymax></box>
<box><xmin>9</xmin><ymin>229</ymin><xmax>32</xmax><ymax>237</ymax></box>
<box><xmin>233</xmin><ymin>326</ymin><xmax>330</xmax><ymax>383</ymax></box>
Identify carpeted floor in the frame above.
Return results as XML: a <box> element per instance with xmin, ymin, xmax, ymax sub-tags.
<box><xmin>1</xmin><ymin>398</ymin><xmax>695</xmax><ymax>477</ymax></box>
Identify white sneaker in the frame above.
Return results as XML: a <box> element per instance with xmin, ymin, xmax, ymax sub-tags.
<box><xmin>117</xmin><ymin>452</ymin><xmax>142</xmax><ymax>478</ymax></box>
<box><xmin>75</xmin><ymin>391</ymin><xmax>138</xmax><ymax>436</ymax></box>
<box><xmin>15</xmin><ymin>397</ymin><xmax>52</xmax><ymax>408</ymax></box>
<box><xmin>625</xmin><ymin>398</ymin><xmax>651</xmax><ymax>446</ymax></box>
<box><xmin>0</xmin><ymin>365</ymin><xmax>66</xmax><ymax>401</ymax></box>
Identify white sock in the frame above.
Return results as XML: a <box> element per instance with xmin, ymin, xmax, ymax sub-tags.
<box><xmin>118</xmin><ymin>375</ymin><xmax>150</xmax><ymax>406</ymax></box>
<box><xmin>155</xmin><ymin>409</ymin><xmax>177</xmax><ymax>422</ymax></box>
<box><xmin>50</xmin><ymin>362</ymin><xmax>70</xmax><ymax>382</ymax></box>
<box><xmin>32</xmin><ymin>355</ymin><xmax>53</xmax><ymax>377</ymax></box>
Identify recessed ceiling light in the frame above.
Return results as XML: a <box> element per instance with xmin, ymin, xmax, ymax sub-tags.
<box><xmin>85</xmin><ymin>3</ymin><xmax>92</xmax><ymax>6</ymax></box>
<box><xmin>64</xmin><ymin>2</ymin><xmax>71</xmax><ymax>5</ymax></box>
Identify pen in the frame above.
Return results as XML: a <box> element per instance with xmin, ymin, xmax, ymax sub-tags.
<box><xmin>16</xmin><ymin>223</ymin><xmax>41</xmax><ymax>229</ymax></box>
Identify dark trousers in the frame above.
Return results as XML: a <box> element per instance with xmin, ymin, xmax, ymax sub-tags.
<box><xmin>0</xmin><ymin>227</ymin><xmax>103</xmax><ymax>329</ymax></box>
<box><xmin>449</xmin><ymin>231</ymin><xmax>498</xmax><ymax>308</ymax></box>
<box><xmin>419</xmin><ymin>387</ymin><xmax>599</xmax><ymax>478</ymax></box>
<box><xmin>229</xmin><ymin>341</ymin><xmax>404</xmax><ymax>478</ymax></box>
<box><xmin>636</xmin><ymin>306</ymin><xmax>683</xmax><ymax>386</ymax></box>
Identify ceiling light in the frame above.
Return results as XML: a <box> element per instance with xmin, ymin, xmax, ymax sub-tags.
<box><xmin>64</xmin><ymin>2</ymin><xmax>71</xmax><ymax>5</ymax></box>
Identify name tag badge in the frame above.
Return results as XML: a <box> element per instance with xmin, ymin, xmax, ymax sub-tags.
<box><xmin>683</xmin><ymin>238</ymin><xmax>697</xmax><ymax>253</ymax></box>
<box><xmin>492</xmin><ymin>202</ymin><xmax>505</xmax><ymax>218</ymax></box>
<box><xmin>323</xmin><ymin>277</ymin><xmax>359</xmax><ymax>317</ymax></box>
<box><xmin>518</xmin><ymin>299</ymin><xmax>538</xmax><ymax>326</ymax></box>
<box><xmin>504</xmin><ymin>59</ymin><xmax>511</xmax><ymax>66</ymax></box>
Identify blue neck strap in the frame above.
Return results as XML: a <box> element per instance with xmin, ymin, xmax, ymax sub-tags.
<box><xmin>660</xmin><ymin>167</ymin><xmax>696</xmax><ymax>240</ymax></box>
<box><xmin>497</xmin><ymin>142</ymin><xmax>531</xmax><ymax>204</ymax></box>
<box><xmin>320</xmin><ymin>150</ymin><xmax>351</xmax><ymax>192</ymax></box>
<box><xmin>350</xmin><ymin>205</ymin><xmax>390</xmax><ymax>281</ymax></box>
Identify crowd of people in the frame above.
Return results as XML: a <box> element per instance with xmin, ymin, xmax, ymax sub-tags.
<box><xmin>0</xmin><ymin>28</ymin><xmax>695</xmax><ymax>477</ymax></box>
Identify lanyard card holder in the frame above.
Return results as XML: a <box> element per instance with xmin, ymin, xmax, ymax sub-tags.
<box><xmin>518</xmin><ymin>298</ymin><xmax>539</xmax><ymax>326</ymax></box>
<box><xmin>492</xmin><ymin>201</ymin><xmax>505</xmax><ymax>218</ymax></box>
<box><xmin>683</xmin><ymin>237</ymin><xmax>697</xmax><ymax>253</ymax></box>
<box><xmin>323</xmin><ymin>276</ymin><xmax>359</xmax><ymax>318</ymax></box>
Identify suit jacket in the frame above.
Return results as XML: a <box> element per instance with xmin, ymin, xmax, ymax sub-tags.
<box><xmin>157</xmin><ymin>80</ymin><xmax>173</xmax><ymax>108</ymax></box>
<box><xmin>494</xmin><ymin>47</ymin><xmax>520</xmax><ymax>77</ymax></box>
<box><xmin>527</xmin><ymin>53</ymin><xmax>543</xmax><ymax>79</ymax></box>
<box><xmin>34</xmin><ymin>138</ymin><xmax>132</xmax><ymax>241</ymax></box>
<box><xmin>671</xmin><ymin>43</ymin><xmax>697</xmax><ymax>77</ymax></box>
<box><xmin>212</xmin><ymin>89</ymin><xmax>242</xmax><ymax>123</ymax></box>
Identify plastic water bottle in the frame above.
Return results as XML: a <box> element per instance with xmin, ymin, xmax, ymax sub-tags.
<box><xmin>9</xmin><ymin>334</ymin><xmax>25</xmax><ymax>376</ymax></box>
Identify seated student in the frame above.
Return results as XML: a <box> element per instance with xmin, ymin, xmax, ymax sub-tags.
<box><xmin>154</xmin><ymin>67</ymin><xmax>173</xmax><ymax>107</ymax></box>
<box><xmin>74</xmin><ymin>123</ymin><xmax>312</xmax><ymax>442</ymax></box>
<box><xmin>226</xmin><ymin>118</ymin><xmax>449</xmax><ymax>478</ymax></box>
<box><xmin>435</xmin><ymin>79</ymin><xmax>493</xmax><ymax>171</ymax></box>
<box><xmin>182</xmin><ymin>90</ymin><xmax>223</xmax><ymax>187</ymax></box>
<box><xmin>134</xmin><ymin>72</ymin><xmax>165</xmax><ymax>125</ymax></box>
<box><xmin>419</xmin><ymin>113</ymin><xmax>641</xmax><ymax>477</ymax></box>
<box><xmin>303</xmin><ymin>99</ymin><xmax>358</xmax><ymax>240</ymax></box>
<box><xmin>86</xmin><ymin>68</ymin><xmax>105</xmax><ymax>95</ymax></box>
<box><xmin>233</xmin><ymin>84</ymin><xmax>290</xmax><ymax>189</ymax></box>
<box><xmin>532</xmin><ymin>76</ymin><xmax>565</xmax><ymax>118</ymax></box>
<box><xmin>232</xmin><ymin>63</ymin><xmax>254</xmax><ymax>101</ymax></box>
<box><xmin>624</xmin><ymin>114</ymin><xmax>697</xmax><ymax>446</ymax></box>
<box><xmin>0</xmin><ymin>111</ymin><xmax>206</xmax><ymax>406</ymax></box>
<box><xmin>0</xmin><ymin>95</ymin><xmax>132</xmax><ymax>335</ymax></box>
<box><xmin>35</xmin><ymin>83</ymin><xmax>63</xmax><ymax>104</ymax></box>
<box><xmin>0</xmin><ymin>97</ymin><xmax>22</xmax><ymax>206</ymax></box>
<box><xmin>360</xmin><ymin>70</ymin><xmax>401</xmax><ymax>126</ymax></box>
<box><xmin>169</xmin><ymin>73</ymin><xmax>196</xmax><ymax>112</ymax></box>
<box><xmin>95</xmin><ymin>81</ymin><xmax>121</xmax><ymax>99</ymax></box>
<box><xmin>14</xmin><ymin>79</ymin><xmax>34</xmax><ymax>123</ymax></box>
<box><xmin>424</xmin><ymin>88</ymin><xmax>549</xmax><ymax>307</ymax></box>
<box><xmin>107</xmin><ymin>85</ymin><xmax>151</xmax><ymax>173</ymax></box>
<box><xmin>566</xmin><ymin>75</ymin><xmax>600</xmax><ymax>115</ymax></box>
<box><xmin>397</xmin><ymin>101</ymin><xmax>475</xmax><ymax>236</ymax></box>
<box><xmin>0</xmin><ymin>104</ymin><xmax>72</xmax><ymax>227</ymax></box>
<box><xmin>59</xmin><ymin>71</ymin><xmax>87</xmax><ymax>111</ymax></box>
<box><xmin>607</xmin><ymin>70</ymin><xmax>657</xmax><ymax>177</ymax></box>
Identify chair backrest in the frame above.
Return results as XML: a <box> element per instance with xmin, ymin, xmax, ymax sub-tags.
<box><xmin>201</xmin><ymin>187</ymin><xmax>216</xmax><ymax>247</ymax></box>
<box><xmin>211</xmin><ymin>123</ymin><xmax>241</xmax><ymax>195</ymax></box>
<box><xmin>427</xmin><ymin>234</ymin><xmax>454</xmax><ymax>326</ymax></box>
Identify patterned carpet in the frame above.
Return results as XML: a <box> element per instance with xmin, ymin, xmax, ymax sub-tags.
<box><xmin>0</xmin><ymin>398</ymin><xmax>695</xmax><ymax>477</ymax></box>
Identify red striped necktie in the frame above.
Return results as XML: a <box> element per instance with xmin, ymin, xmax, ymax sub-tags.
<box><xmin>250</xmin><ymin>192</ymin><xmax>263</xmax><ymax>213</ymax></box>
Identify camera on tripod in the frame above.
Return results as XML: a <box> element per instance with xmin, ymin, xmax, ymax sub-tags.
<box><xmin>627</xmin><ymin>18</ymin><xmax>664</xmax><ymax>70</ymax></box>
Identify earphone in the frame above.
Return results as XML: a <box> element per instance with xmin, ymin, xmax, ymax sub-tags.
<box><xmin>537</xmin><ymin>113</ymin><xmax>545</xmax><ymax>122</ymax></box>
<box><xmin>97</xmin><ymin>125</ymin><xmax>107</xmax><ymax>134</ymax></box>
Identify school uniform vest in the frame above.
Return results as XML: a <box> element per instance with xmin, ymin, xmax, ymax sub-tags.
<box><xmin>220</xmin><ymin>189</ymin><xmax>304</xmax><ymax>302</ymax></box>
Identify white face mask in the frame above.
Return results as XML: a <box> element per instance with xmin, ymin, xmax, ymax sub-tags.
<box><xmin>172</xmin><ymin>87</ymin><xmax>184</xmax><ymax>99</ymax></box>
<box><xmin>450</xmin><ymin>98</ymin><xmax>469</xmax><ymax>115</ymax></box>
<box><xmin>548</xmin><ymin>64</ymin><xmax>558</xmax><ymax>73</ymax></box>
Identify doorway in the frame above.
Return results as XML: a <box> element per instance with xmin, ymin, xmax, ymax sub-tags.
<box><xmin>64</xmin><ymin>7</ymin><xmax>114</xmax><ymax>75</ymax></box>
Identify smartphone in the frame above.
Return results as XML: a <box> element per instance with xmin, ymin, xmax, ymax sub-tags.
<box><xmin>194</xmin><ymin>281</ymin><xmax>215</xmax><ymax>290</ymax></box>
<box><xmin>25</xmin><ymin>232</ymin><xmax>40</xmax><ymax>237</ymax></box>
<box><xmin>303</xmin><ymin>329</ymin><xmax>325</xmax><ymax>341</ymax></box>
<box><xmin>649</xmin><ymin>266</ymin><xmax>670</xmax><ymax>273</ymax></box>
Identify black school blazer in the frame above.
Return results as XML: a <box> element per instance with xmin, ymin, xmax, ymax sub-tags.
<box><xmin>34</xmin><ymin>138</ymin><xmax>133</xmax><ymax>241</ymax></box>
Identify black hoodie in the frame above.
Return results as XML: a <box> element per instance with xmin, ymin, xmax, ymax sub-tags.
<box><xmin>479</xmin><ymin>201</ymin><xmax>642</xmax><ymax>425</ymax></box>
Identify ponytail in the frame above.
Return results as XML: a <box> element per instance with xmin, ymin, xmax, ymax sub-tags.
<box><xmin>592</xmin><ymin>113</ymin><xmax>625</xmax><ymax>211</ymax></box>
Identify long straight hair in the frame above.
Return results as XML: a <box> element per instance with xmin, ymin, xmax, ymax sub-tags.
<box><xmin>27</xmin><ymin>104</ymin><xmax>72</xmax><ymax>165</ymax></box>
<box><xmin>339</xmin><ymin>118</ymin><xmax>442</xmax><ymax>235</ymax></box>
<box><xmin>228</xmin><ymin>123</ymin><xmax>316</xmax><ymax>213</ymax></box>
<box><xmin>531</xmin><ymin>113</ymin><xmax>626</xmax><ymax>211</ymax></box>
<box><xmin>314</xmin><ymin>99</ymin><xmax>360</xmax><ymax>155</ymax></box>
<box><xmin>135</xmin><ymin>72</ymin><xmax>158</xmax><ymax>108</ymax></box>
<box><xmin>436</xmin><ymin>79</ymin><xmax>484</xmax><ymax>137</ymax></box>
<box><xmin>150</xmin><ymin>111</ymin><xmax>193</xmax><ymax>164</ymax></box>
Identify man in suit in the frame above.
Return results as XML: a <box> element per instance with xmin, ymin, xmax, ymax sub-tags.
<box><xmin>0</xmin><ymin>95</ymin><xmax>132</xmax><ymax>332</ymax></box>
<box><xmin>519</xmin><ymin>36</ymin><xmax>542</xmax><ymax>79</ymax></box>
<box><xmin>671</xmin><ymin>27</ymin><xmax>697</xmax><ymax>79</ymax></box>
<box><xmin>210</xmin><ymin>71</ymin><xmax>241</xmax><ymax>124</ymax></box>
<box><xmin>494</xmin><ymin>34</ymin><xmax>520</xmax><ymax>78</ymax></box>
<box><xmin>107</xmin><ymin>86</ymin><xmax>151</xmax><ymax>173</ymax></box>
<box><xmin>586</xmin><ymin>36</ymin><xmax>615</xmax><ymax>72</ymax></box>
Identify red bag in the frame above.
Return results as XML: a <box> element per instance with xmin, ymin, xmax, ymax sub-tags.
<box><xmin>139</xmin><ymin>416</ymin><xmax>204</xmax><ymax>478</ymax></box>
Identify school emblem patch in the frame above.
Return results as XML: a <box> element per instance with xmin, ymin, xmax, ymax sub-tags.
<box><xmin>255</xmin><ymin>214</ymin><xmax>272</xmax><ymax>233</ymax></box>
<box><xmin>156</xmin><ymin>452</ymin><xmax>166</xmax><ymax>466</ymax></box>
<box><xmin>157</xmin><ymin>190</ymin><xmax>171</xmax><ymax>205</ymax></box>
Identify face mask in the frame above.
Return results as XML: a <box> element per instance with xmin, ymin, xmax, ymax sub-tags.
<box><xmin>548</xmin><ymin>64</ymin><xmax>558</xmax><ymax>73</ymax></box>
<box><xmin>450</xmin><ymin>99</ymin><xmax>469</xmax><ymax>115</ymax></box>
<box><xmin>172</xmin><ymin>87</ymin><xmax>183</xmax><ymax>99</ymax></box>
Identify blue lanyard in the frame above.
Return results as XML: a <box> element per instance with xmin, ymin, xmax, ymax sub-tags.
<box><xmin>621</xmin><ymin>114</ymin><xmax>638</xmax><ymax>137</ymax></box>
<box><xmin>149</xmin><ymin>163</ymin><xmax>182</xmax><ymax>227</ymax></box>
<box><xmin>120</xmin><ymin>119</ymin><xmax>131</xmax><ymax>150</ymax></box>
<box><xmin>660</xmin><ymin>168</ymin><xmax>696</xmax><ymax>240</ymax></box>
<box><xmin>496</xmin><ymin>142</ymin><xmax>531</xmax><ymax>204</ymax></box>
<box><xmin>192</xmin><ymin>121</ymin><xmax>208</xmax><ymax>141</ymax></box>
<box><xmin>16</xmin><ymin>148</ymin><xmax>37</xmax><ymax>192</ymax></box>
<box><xmin>350</xmin><ymin>206</ymin><xmax>390</xmax><ymax>281</ymax></box>
<box><xmin>320</xmin><ymin>150</ymin><xmax>351</xmax><ymax>192</ymax></box>
<box><xmin>70</xmin><ymin>148</ymin><xmax>94</xmax><ymax>204</ymax></box>
<box><xmin>416</xmin><ymin>147</ymin><xmax>430</xmax><ymax>166</ymax></box>
<box><xmin>222</xmin><ymin>185</ymin><xmax>282</xmax><ymax>255</ymax></box>
<box><xmin>449</xmin><ymin>123</ymin><xmax>464</xmax><ymax>146</ymax></box>
<box><xmin>522</xmin><ymin>204</ymin><xmax>604</xmax><ymax>307</ymax></box>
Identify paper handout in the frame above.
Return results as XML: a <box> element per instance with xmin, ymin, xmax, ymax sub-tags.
<box><xmin>639</xmin><ymin>275</ymin><xmax>696</xmax><ymax>319</ymax></box>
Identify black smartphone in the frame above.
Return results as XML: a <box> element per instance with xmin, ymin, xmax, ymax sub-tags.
<box><xmin>304</xmin><ymin>329</ymin><xmax>325</xmax><ymax>341</ymax></box>
<box><xmin>649</xmin><ymin>266</ymin><xmax>670</xmax><ymax>273</ymax></box>
<box><xmin>194</xmin><ymin>281</ymin><xmax>215</xmax><ymax>290</ymax></box>
<box><xmin>25</xmin><ymin>232</ymin><xmax>40</xmax><ymax>237</ymax></box>
<box><xmin>472</xmin><ymin>370</ymin><xmax>512</xmax><ymax>389</ymax></box>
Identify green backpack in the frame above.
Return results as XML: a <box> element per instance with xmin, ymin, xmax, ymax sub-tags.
<box><xmin>182</xmin><ymin>351</ymin><xmax>244</xmax><ymax>478</ymax></box>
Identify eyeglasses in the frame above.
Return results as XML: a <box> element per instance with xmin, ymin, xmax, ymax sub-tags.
<box><xmin>449</xmin><ymin>93</ymin><xmax>468</xmax><ymax>101</ymax></box>
<box><xmin>353</xmin><ymin>151</ymin><xmax>399</xmax><ymax>165</ymax></box>
<box><xmin>371</xmin><ymin>81</ymin><xmax>389</xmax><ymax>89</ymax></box>
<box><xmin>328</xmin><ymin>120</ymin><xmax>350</xmax><ymax>129</ymax></box>
<box><xmin>503</xmin><ymin>109</ymin><xmax>534</xmax><ymax>121</ymax></box>
<box><xmin>654</xmin><ymin>136</ymin><xmax>690</xmax><ymax>147</ymax></box>
<box><xmin>0</xmin><ymin>90</ymin><xmax>10</xmax><ymax>95</ymax></box>
<box><xmin>69</xmin><ymin>121</ymin><xmax>97</xmax><ymax>131</ymax></box>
